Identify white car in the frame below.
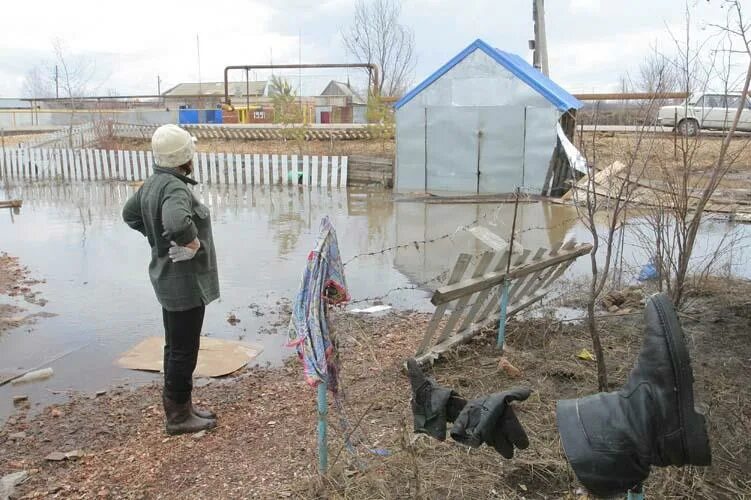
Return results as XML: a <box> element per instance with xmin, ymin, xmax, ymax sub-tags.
<box><xmin>657</xmin><ymin>93</ymin><xmax>751</xmax><ymax>135</ymax></box>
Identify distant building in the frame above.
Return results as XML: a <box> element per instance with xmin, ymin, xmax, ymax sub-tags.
<box><xmin>162</xmin><ymin>81</ymin><xmax>269</xmax><ymax>109</ymax></box>
<box><xmin>0</xmin><ymin>98</ymin><xmax>31</xmax><ymax>110</ymax></box>
<box><xmin>317</xmin><ymin>81</ymin><xmax>368</xmax><ymax>124</ymax></box>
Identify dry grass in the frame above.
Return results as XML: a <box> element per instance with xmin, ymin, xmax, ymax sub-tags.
<box><xmin>1</xmin><ymin>280</ymin><xmax>749</xmax><ymax>499</ymax></box>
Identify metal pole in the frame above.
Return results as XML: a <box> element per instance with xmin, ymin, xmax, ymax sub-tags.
<box><xmin>55</xmin><ymin>65</ymin><xmax>59</xmax><ymax>99</ymax></box>
<box><xmin>246</xmin><ymin>69</ymin><xmax>250</xmax><ymax>124</ymax></box>
<box><xmin>317</xmin><ymin>382</ymin><xmax>328</xmax><ymax>473</ymax></box>
<box><xmin>498</xmin><ymin>187</ymin><xmax>521</xmax><ymax>349</ymax></box>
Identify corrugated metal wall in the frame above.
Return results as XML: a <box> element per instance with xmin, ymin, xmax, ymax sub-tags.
<box><xmin>395</xmin><ymin>49</ymin><xmax>560</xmax><ymax>194</ymax></box>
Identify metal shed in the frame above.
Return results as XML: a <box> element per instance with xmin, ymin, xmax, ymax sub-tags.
<box><xmin>394</xmin><ymin>39</ymin><xmax>582</xmax><ymax>194</ymax></box>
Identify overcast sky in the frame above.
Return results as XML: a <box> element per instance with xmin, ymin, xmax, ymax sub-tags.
<box><xmin>0</xmin><ymin>0</ymin><xmax>745</xmax><ymax>98</ymax></box>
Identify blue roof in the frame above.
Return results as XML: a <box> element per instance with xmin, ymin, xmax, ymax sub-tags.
<box><xmin>394</xmin><ymin>39</ymin><xmax>582</xmax><ymax>112</ymax></box>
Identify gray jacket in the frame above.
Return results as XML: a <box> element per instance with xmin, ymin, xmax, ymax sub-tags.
<box><xmin>122</xmin><ymin>166</ymin><xmax>219</xmax><ymax>311</ymax></box>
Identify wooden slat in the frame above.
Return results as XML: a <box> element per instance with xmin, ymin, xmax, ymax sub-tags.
<box><xmin>435</xmin><ymin>252</ymin><xmax>495</xmax><ymax>344</ymax></box>
<box><xmin>60</xmin><ymin>149</ymin><xmax>69</xmax><ymax>180</ymax></box>
<box><xmin>507</xmin><ymin>247</ymin><xmax>547</xmax><ymax>302</ymax></box>
<box><xmin>225</xmin><ymin>153</ymin><xmax>234</xmax><ymax>185</ymax></box>
<box><xmin>220</xmin><ymin>153</ymin><xmax>229</xmax><ymax>185</ymax></box>
<box><xmin>321</xmin><ymin>156</ymin><xmax>329</xmax><ymax>187</ymax></box>
<box><xmin>263</xmin><ymin>155</ymin><xmax>271</xmax><ymax>185</ymax></box>
<box><xmin>302</xmin><ymin>155</ymin><xmax>310</xmax><ymax>186</ymax></box>
<box><xmin>272</xmin><ymin>154</ymin><xmax>279</xmax><ymax>184</ymax></box>
<box><xmin>146</xmin><ymin>151</ymin><xmax>154</xmax><ymax>177</ymax></box>
<box><xmin>88</xmin><ymin>149</ymin><xmax>97</xmax><ymax>181</ymax></box>
<box><xmin>431</xmin><ymin>243</ymin><xmax>592</xmax><ymax>306</ymax></box>
<box><xmin>331</xmin><ymin>156</ymin><xmax>339</xmax><ymax>188</ymax></box>
<box><xmin>290</xmin><ymin>154</ymin><xmax>298</xmax><ymax>186</ymax></box>
<box><xmin>415</xmin><ymin>293</ymin><xmax>547</xmax><ymax>366</ymax></box>
<box><xmin>281</xmin><ymin>154</ymin><xmax>289</xmax><ymax>186</ymax></box>
<box><xmin>415</xmin><ymin>253</ymin><xmax>473</xmax><ymax>356</ymax></box>
<box><xmin>340</xmin><ymin>156</ymin><xmax>348</xmax><ymax>187</ymax></box>
<box><xmin>243</xmin><ymin>154</ymin><xmax>250</xmax><ymax>185</ymax></box>
<box><xmin>311</xmin><ymin>156</ymin><xmax>319</xmax><ymax>186</ymax></box>
<box><xmin>475</xmin><ymin>250</ymin><xmax>532</xmax><ymax>322</ymax></box>
<box><xmin>117</xmin><ymin>150</ymin><xmax>125</xmax><ymax>180</ymax></box>
<box><xmin>138</xmin><ymin>150</ymin><xmax>147</xmax><ymax>180</ymax></box>
<box><xmin>209</xmin><ymin>152</ymin><xmax>218</xmax><ymax>184</ymax></box>
<box><xmin>253</xmin><ymin>154</ymin><xmax>261</xmax><ymax>185</ymax></box>
<box><xmin>199</xmin><ymin>152</ymin><xmax>208</xmax><ymax>183</ymax></box>
<box><xmin>108</xmin><ymin>150</ymin><xmax>116</xmax><ymax>180</ymax></box>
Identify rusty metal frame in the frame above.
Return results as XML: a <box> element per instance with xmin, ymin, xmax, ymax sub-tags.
<box><xmin>223</xmin><ymin>63</ymin><xmax>380</xmax><ymax>105</ymax></box>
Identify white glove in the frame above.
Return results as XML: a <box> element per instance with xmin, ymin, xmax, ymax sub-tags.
<box><xmin>168</xmin><ymin>239</ymin><xmax>200</xmax><ymax>263</ymax></box>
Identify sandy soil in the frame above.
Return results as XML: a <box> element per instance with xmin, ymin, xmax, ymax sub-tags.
<box><xmin>1</xmin><ymin>277</ymin><xmax>749</xmax><ymax>499</ymax></box>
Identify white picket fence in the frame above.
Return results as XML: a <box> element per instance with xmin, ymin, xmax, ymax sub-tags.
<box><xmin>0</xmin><ymin>147</ymin><xmax>349</xmax><ymax>187</ymax></box>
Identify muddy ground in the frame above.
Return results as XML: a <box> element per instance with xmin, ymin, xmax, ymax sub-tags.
<box><xmin>0</xmin><ymin>252</ymin><xmax>46</xmax><ymax>337</ymax></box>
<box><xmin>1</xmin><ymin>265</ymin><xmax>749</xmax><ymax>499</ymax></box>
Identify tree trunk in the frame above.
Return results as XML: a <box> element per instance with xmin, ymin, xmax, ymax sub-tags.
<box><xmin>587</xmin><ymin>301</ymin><xmax>608</xmax><ymax>392</ymax></box>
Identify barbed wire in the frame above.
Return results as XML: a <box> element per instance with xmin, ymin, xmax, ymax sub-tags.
<box><xmin>342</xmin><ymin>211</ymin><xmax>583</xmax><ymax>268</ymax></box>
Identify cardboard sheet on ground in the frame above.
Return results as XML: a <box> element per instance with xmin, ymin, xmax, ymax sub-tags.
<box><xmin>117</xmin><ymin>337</ymin><xmax>262</xmax><ymax>377</ymax></box>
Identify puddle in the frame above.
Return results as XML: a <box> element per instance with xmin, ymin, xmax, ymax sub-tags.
<box><xmin>0</xmin><ymin>181</ymin><xmax>749</xmax><ymax>419</ymax></box>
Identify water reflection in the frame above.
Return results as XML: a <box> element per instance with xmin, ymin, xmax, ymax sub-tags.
<box><xmin>0</xmin><ymin>179</ymin><xmax>748</xmax><ymax>419</ymax></box>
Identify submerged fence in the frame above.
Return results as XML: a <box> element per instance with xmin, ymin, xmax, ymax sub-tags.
<box><xmin>0</xmin><ymin>147</ymin><xmax>349</xmax><ymax>187</ymax></box>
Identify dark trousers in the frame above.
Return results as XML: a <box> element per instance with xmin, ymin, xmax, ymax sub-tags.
<box><xmin>162</xmin><ymin>305</ymin><xmax>205</xmax><ymax>403</ymax></box>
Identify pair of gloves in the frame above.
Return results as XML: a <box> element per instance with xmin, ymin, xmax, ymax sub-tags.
<box><xmin>406</xmin><ymin>358</ymin><xmax>530</xmax><ymax>459</ymax></box>
<box><xmin>168</xmin><ymin>239</ymin><xmax>200</xmax><ymax>263</ymax></box>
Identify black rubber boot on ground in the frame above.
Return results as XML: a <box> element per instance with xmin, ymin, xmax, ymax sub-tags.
<box><xmin>556</xmin><ymin>293</ymin><xmax>711</xmax><ymax>498</ymax></box>
<box><xmin>163</xmin><ymin>394</ymin><xmax>217</xmax><ymax>436</ymax></box>
<box><xmin>190</xmin><ymin>396</ymin><xmax>217</xmax><ymax>420</ymax></box>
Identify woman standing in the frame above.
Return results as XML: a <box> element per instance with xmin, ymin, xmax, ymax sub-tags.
<box><xmin>123</xmin><ymin>124</ymin><xmax>219</xmax><ymax>435</ymax></box>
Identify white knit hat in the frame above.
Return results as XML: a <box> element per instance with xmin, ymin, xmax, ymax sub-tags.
<box><xmin>151</xmin><ymin>124</ymin><xmax>196</xmax><ymax>168</ymax></box>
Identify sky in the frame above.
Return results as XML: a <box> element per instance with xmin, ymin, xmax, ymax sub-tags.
<box><xmin>0</xmin><ymin>0</ymin><xmax>746</xmax><ymax>98</ymax></box>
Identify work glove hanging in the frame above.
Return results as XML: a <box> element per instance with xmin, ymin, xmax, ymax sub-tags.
<box><xmin>168</xmin><ymin>239</ymin><xmax>200</xmax><ymax>263</ymax></box>
<box><xmin>450</xmin><ymin>388</ymin><xmax>531</xmax><ymax>459</ymax></box>
<box><xmin>406</xmin><ymin>358</ymin><xmax>467</xmax><ymax>441</ymax></box>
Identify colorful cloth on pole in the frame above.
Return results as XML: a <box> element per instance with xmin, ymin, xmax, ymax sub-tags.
<box><xmin>288</xmin><ymin>216</ymin><xmax>349</xmax><ymax>391</ymax></box>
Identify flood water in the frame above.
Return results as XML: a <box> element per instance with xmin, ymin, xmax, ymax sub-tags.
<box><xmin>1</xmin><ymin>180</ymin><xmax>749</xmax><ymax>420</ymax></box>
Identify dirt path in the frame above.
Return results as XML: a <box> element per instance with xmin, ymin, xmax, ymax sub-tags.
<box><xmin>1</xmin><ymin>281</ymin><xmax>749</xmax><ymax>499</ymax></box>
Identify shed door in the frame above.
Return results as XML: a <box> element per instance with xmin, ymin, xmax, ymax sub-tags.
<box><xmin>477</xmin><ymin>106</ymin><xmax>525</xmax><ymax>193</ymax></box>
<box><xmin>320</xmin><ymin>111</ymin><xmax>331</xmax><ymax>124</ymax></box>
<box><xmin>426</xmin><ymin>106</ymin><xmax>479</xmax><ymax>194</ymax></box>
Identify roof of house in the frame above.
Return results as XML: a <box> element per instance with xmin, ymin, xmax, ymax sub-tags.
<box><xmin>320</xmin><ymin>80</ymin><xmax>367</xmax><ymax>105</ymax></box>
<box><xmin>163</xmin><ymin>81</ymin><xmax>268</xmax><ymax>97</ymax></box>
<box><xmin>394</xmin><ymin>39</ymin><xmax>582</xmax><ymax>112</ymax></box>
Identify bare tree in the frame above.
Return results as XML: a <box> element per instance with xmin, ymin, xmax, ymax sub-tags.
<box><xmin>22</xmin><ymin>66</ymin><xmax>55</xmax><ymax>99</ymax></box>
<box><xmin>572</xmin><ymin>98</ymin><xmax>661</xmax><ymax>391</ymax></box>
<box><xmin>342</xmin><ymin>0</ymin><xmax>416</xmax><ymax>97</ymax></box>
<box><xmin>640</xmin><ymin>0</ymin><xmax>751</xmax><ymax>306</ymax></box>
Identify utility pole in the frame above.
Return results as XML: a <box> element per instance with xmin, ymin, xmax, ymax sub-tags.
<box><xmin>55</xmin><ymin>65</ymin><xmax>59</xmax><ymax>99</ymax></box>
<box><xmin>196</xmin><ymin>34</ymin><xmax>203</xmax><ymax>107</ymax></box>
<box><xmin>532</xmin><ymin>0</ymin><xmax>549</xmax><ymax>76</ymax></box>
<box><xmin>157</xmin><ymin>74</ymin><xmax>162</xmax><ymax>96</ymax></box>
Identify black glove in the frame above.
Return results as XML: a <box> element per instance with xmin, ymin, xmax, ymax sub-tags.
<box><xmin>450</xmin><ymin>388</ymin><xmax>531</xmax><ymax>458</ymax></box>
<box><xmin>406</xmin><ymin>358</ymin><xmax>467</xmax><ymax>441</ymax></box>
